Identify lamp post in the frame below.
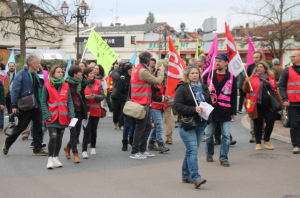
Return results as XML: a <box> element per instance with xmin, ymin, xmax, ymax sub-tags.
<box><xmin>61</xmin><ymin>0</ymin><xmax>90</xmax><ymax>62</ymax></box>
<box><xmin>162</xmin><ymin>24</ymin><xmax>170</xmax><ymax>59</ymax></box>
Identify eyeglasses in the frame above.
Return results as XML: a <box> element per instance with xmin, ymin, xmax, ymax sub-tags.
<box><xmin>290</xmin><ymin>56</ymin><xmax>300</xmax><ymax>58</ymax></box>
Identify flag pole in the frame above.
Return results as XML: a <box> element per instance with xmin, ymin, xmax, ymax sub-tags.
<box><xmin>80</xmin><ymin>45</ymin><xmax>87</xmax><ymax>62</ymax></box>
<box><xmin>243</xmin><ymin>66</ymin><xmax>253</xmax><ymax>91</ymax></box>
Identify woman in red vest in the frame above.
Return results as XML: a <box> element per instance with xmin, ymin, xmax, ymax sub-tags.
<box><xmin>42</xmin><ymin>65</ymin><xmax>75</xmax><ymax>169</ymax></box>
<box><xmin>243</xmin><ymin>61</ymin><xmax>283</xmax><ymax>150</ymax></box>
<box><xmin>82</xmin><ymin>67</ymin><xmax>105</xmax><ymax>159</ymax></box>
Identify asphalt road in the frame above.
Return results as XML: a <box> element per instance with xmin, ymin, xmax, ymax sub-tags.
<box><xmin>0</xmin><ymin>112</ymin><xmax>299</xmax><ymax>198</ymax></box>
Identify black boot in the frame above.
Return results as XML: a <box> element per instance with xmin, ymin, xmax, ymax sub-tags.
<box><xmin>122</xmin><ymin>140</ymin><xmax>128</xmax><ymax>151</ymax></box>
<box><xmin>148</xmin><ymin>140</ymin><xmax>159</xmax><ymax>151</ymax></box>
<box><xmin>157</xmin><ymin>142</ymin><xmax>170</xmax><ymax>153</ymax></box>
<box><xmin>128</xmin><ymin>136</ymin><xmax>133</xmax><ymax>146</ymax></box>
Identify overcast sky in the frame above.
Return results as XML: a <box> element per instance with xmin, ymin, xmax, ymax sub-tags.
<box><xmin>54</xmin><ymin>0</ymin><xmax>258</xmax><ymax>33</ymax></box>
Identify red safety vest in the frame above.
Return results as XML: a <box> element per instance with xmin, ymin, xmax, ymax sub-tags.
<box><xmin>286</xmin><ymin>66</ymin><xmax>300</xmax><ymax>102</ymax></box>
<box><xmin>207</xmin><ymin>72</ymin><xmax>233</xmax><ymax>108</ymax></box>
<box><xmin>151</xmin><ymin>84</ymin><xmax>167</xmax><ymax>111</ymax></box>
<box><xmin>245</xmin><ymin>74</ymin><xmax>276</xmax><ymax>113</ymax></box>
<box><xmin>85</xmin><ymin>79</ymin><xmax>102</xmax><ymax>117</ymax></box>
<box><xmin>131</xmin><ymin>64</ymin><xmax>152</xmax><ymax>105</ymax></box>
<box><xmin>106</xmin><ymin>75</ymin><xmax>113</xmax><ymax>92</ymax></box>
<box><xmin>45</xmin><ymin>82</ymin><xmax>70</xmax><ymax>125</ymax></box>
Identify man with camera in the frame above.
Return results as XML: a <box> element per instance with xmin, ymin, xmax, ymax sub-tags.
<box><xmin>2</xmin><ymin>54</ymin><xmax>47</xmax><ymax>156</ymax></box>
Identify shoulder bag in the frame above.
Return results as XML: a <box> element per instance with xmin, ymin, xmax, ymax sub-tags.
<box><xmin>268</xmin><ymin>91</ymin><xmax>282</xmax><ymax>112</ymax></box>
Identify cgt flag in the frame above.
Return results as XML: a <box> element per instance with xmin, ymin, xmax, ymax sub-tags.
<box><xmin>201</xmin><ymin>33</ymin><xmax>218</xmax><ymax>78</ymax></box>
<box><xmin>166</xmin><ymin>35</ymin><xmax>186</xmax><ymax>99</ymax></box>
<box><xmin>165</xmin><ymin>38</ymin><xmax>180</xmax><ymax>61</ymax></box>
<box><xmin>225</xmin><ymin>22</ymin><xmax>244</xmax><ymax>76</ymax></box>
<box><xmin>86</xmin><ymin>29</ymin><xmax>119</xmax><ymax>73</ymax></box>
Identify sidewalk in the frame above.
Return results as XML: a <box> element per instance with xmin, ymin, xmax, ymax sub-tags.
<box><xmin>241</xmin><ymin>114</ymin><xmax>291</xmax><ymax>144</ymax></box>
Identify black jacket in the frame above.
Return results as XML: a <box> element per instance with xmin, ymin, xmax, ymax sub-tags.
<box><xmin>203</xmin><ymin>70</ymin><xmax>237</xmax><ymax>122</ymax></box>
<box><xmin>110</xmin><ymin>67</ymin><xmax>121</xmax><ymax>99</ymax></box>
<box><xmin>247</xmin><ymin>63</ymin><xmax>256</xmax><ymax>77</ymax></box>
<box><xmin>116</xmin><ymin>73</ymin><xmax>131</xmax><ymax>102</ymax></box>
<box><xmin>174</xmin><ymin>81</ymin><xmax>212</xmax><ymax>123</ymax></box>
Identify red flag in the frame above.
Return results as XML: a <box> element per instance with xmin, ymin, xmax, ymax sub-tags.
<box><xmin>166</xmin><ymin>35</ymin><xmax>186</xmax><ymax>98</ymax></box>
<box><xmin>225</xmin><ymin>22</ymin><xmax>244</xmax><ymax>76</ymax></box>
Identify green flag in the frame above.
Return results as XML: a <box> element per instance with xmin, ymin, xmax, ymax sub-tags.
<box><xmin>86</xmin><ymin>29</ymin><xmax>119</xmax><ymax>72</ymax></box>
<box><xmin>165</xmin><ymin>38</ymin><xmax>180</xmax><ymax>60</ymax></box>
<box><xmin>195</xmin><ymin>38</ymin><xmax>200</xmax><ymax>58</ymax></box>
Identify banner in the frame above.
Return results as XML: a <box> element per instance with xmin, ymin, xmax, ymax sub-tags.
<box><xmin>165</xmin><ymin>38</ymin><xmax>180</xmax><ymax>60</ymax></box>
<box><xmin>5</xmin><ymin>49</ymin><xmax>15</xmax><ymax>72</ymax></box>
<box><xmin>166</xmin><ymin>35</ymin><xmax>186</xmax><ymax>98</ymax></box>
<box><xmin>129</xmin><ymin>52</ymin><xmax>137</xmax><ymax>65</ymax></box>
<box><xmin>64</xmin><ymin>54</ymin><xmax>72</xmax><ymax>79</ymax></box>
<box><xmin>225</xmin><ymin>22</ymin><xmax>244</xmax><ymax>76</ymax></box>
<box><xmin>246</xmin><ymin>34</ymin><xmax>256</xmax><ymax>72</ymax></box>
<box><xmin>201</xmin><ymin>34</ymin><xmax>218</xmax><ymax>78</ymax></box>
<box><xmin>86</xmin><ymin>29</ymin><xmax>119</xmax><ymax>73</ymax></box>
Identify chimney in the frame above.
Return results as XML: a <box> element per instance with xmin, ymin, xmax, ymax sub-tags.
<box><xmin>245</xmin><ymin>23</ymin><xmax>249</xmax><ymax>35</ymax></box>
<box><xmin>115</xmin><ymin>23</ymin><xmax>121</xmax><ymax>26</ymax></box>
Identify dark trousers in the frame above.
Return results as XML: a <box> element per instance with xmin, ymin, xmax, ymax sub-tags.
<box><xmin>131</xmin><ymin>108</ymin><xmax>152</xmax><ymax>154</ymax></box>
<box><xmin>123</xmin><ymin>115</ymin><xmax>136</xmax><ymax>140</ymax></box>
<box><xmin>67</xmin><ymin>111</ymin><xmax>83</xmax><ymax>154</ymax></box>
<box><xmin>253</xmin><ymin>107</ymin><xmax>276</xmax><ymax>144</ymax></box>
<box><xmin>214</xmin><ymin>123</ymin><xmax>233</xmax><ymax>142</ymax></box>
<box><xmin>106</xmin><ymin>91</ymin><xmax>112</xmax><ymax>112</ymax></box>
<box><xmin>5</xmin><ymin>108</ymin><xmax>43</xmax><ymax>153</ymax></box>
<box><xmin>112</xmin><ymin>98</ymin><xmax>124</xmax><ymax>127</ymax></box>
<box><xmin>287</xmin><ymin>106</ymin><xmax>300</xmax><ymax>148</ymax></box>
<box><xmin>238</xmin><ymin>88</ymin><xmax>246</xmax><ymax>111</ymax></box>
<box><xmin>6</xmin><ymin>97</ymin><xmax>14</xmax><ymax>123</ymax></box>
<box><xmin>48</xmin><ymin>127</ymin><xmax>64</xmax><ymax>157</ymax></box>
<box><xmin>82</xmin><ymin>116</ymin><xmax>100</xmax><ymax>152</ymax></box>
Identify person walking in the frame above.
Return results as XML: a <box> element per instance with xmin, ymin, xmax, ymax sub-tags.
<box><xmin>82</xmin><ymin>67</ymin><xmax>105</xmax><ymax>159</ymax></box>
<box><xmin>271</xmin><ymin>58</ymin><xmax>283</xmax><ymax>82</ymax></box>
<box><xmin>148</xmin><ymin>70</ymin><xmax>169</xmax><ymax>153</ymax></box>
<box><xmin>6</xmin><ymin>62</ymin><xmax>16</xmax><ymax>127</ymax></box>
<box><xmin>0</xmin><ymin>63</ymin><xmax>10</xmax><ymax>133</ymax></box>
<box><xmin>237</xmin><ymin>71</ymin><xmax>246</xmax><ymax>113</ymax></box>
<box><xmin>203</xmin><ymin>54</ymin><xmax>237</xmax><ymax>167</ymax></box>
<box><xmin>64</xmin><ymin>66</ymin><xmax>88</xmax><ymax>163</ymax></box>
<box><xmin>244</xmin><ymin>61</ymin><xmax>282</xmax><ymax>150</ymax></box>
<box><xmin>116</xmin><ymin>63</ymin><xmax>135</xmax><ymax>151</ymax></box>
<box><xmin>174</xmin><ymin>66</ymin><xmax>210</xmax><ymax>188</ymax></box>
<box><xmin>130</xmin><ymin>51</ymin><xmax>165</xmax><ymax>159</ymax></box>
<box><xmin>2</xmin><ymin>54</ymin><xmax>47</xmax><ymax>156</ymax></box>
<box><xmin>42</xmin><ymin>66</ymin><xmax>75</xmax><ymax>169</ymax></box>
<box><xmin>278</xmin><ymin>51</ymin><xmax>300</xmax><ymax>154</ymax></box>
<box><xmin>94</xmin><ymin>65</ymin><xmax>107</xmax><ymax>108</ymax></box>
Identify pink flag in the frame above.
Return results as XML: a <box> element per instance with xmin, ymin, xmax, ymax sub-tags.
<box><xmin>201</xmin><ymin>33</ymin><xmax>218</xmax><ymax>78</ymax></box>
<box><xmin>246</xmin><ymin>34</ymin><xmax>256</xmax><ymax>71</ymax></box>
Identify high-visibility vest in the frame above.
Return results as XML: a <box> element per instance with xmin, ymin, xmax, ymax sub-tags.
<box><xmin>245</xmin><ymin>74</ymin><xmax>276</xmax><ymax>113</ymax></box>
<box><xmin>106</xmin><ymin>76</ymin><xmax>113</xmax><ymax>92</ymax></box>
<box><xmin>84</xmin><ymin>79</ymin><xmax>102</xmax><ymax>117</ymax></box>
<box><xmin>207</xmin><ymin>72</ymin><xmax>233</xmax><ymax>108</ymax></box>
<box><xmin>45</xmin><ymin>82</ymin><xmax>70</xmax><ymax>125</ymax></box>
<box><xmin>1</xmin><ymin>74</ymin><xmax>8</xmax><ymax>85</ymax></box>
<box><xmin>151</xmin><ymin>84</ymin><xmax>167</xmax><ymax>111</ymax></box>
<box><xmin>286</xmin><ymin>66</ymin><xmax>300</xmax><ymax>102</ymax></box>
<box><xmin>131</xmin><ymin>64</ymin><xmax>152</xmax><ymax>105</ymax></box>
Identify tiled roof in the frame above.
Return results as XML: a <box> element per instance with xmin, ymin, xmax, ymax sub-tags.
<box><xmin>94</xmin><ymin>22</ymin><xmax>167</xmax><ymax>33</ymax></box>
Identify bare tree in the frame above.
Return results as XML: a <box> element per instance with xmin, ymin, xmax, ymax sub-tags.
<box><xmin>0</xmin><ymin>0</ymin><xmax>69</xmax><ymax>62</ymax></box>
<box><xmin>145</xmin><ymin>12</ymin><xmax>155</xmax><ymax>24</ymax></box>
<box><xmin>232</xmin><ymin>0</ymin><xmax>300</xmax><ymax>59</ymax></box>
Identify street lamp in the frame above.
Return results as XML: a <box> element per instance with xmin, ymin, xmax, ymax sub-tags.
<box><xmin>61</xmin><ymin>0</ymin><xmax>90</xmax><ymax>62</ymax></box>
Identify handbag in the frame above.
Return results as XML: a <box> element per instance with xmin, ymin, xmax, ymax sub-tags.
<box><xmin>100</xmin><ymin>107</ymin><xmax>107</xmax><ymax>118</ymax></box>
<box><xmin>268</xmin><ymin>91</ymin><xmax>282</xmax><ymax>112</ymax></box>
<box><xmin>123</xmin><ymin>85</ymin><xmax>151</xmax><ymax>120</ymax></box>
<box><xmin>179</xmin><ymin>85</ymin><xmax>199</xmax><ymax>131</ymax></box>
<box><xmin>18</xmin><ymin>94</ymin><xmax>35</xmax><ymax>111</ymax></box>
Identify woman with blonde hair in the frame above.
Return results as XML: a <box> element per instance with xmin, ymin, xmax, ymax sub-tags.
<box><xmin>243</xmin><ymin>61</ymin><xmax>283</xmax><ymax>150</ymax></box>
<box><xmin>174</xmin><ymin>66</ymin><xmax>212</xmax><ymax>189</ymax></box>
<box><xmin>42</xmin><ymin>65</ymin><xmax>75</xmax><ymax>169</ymax></box>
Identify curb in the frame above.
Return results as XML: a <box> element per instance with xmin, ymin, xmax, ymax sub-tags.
<box><xmin>241</xmin><ymin>115</ymin><xmax>291</xmax><ymax>144</ymax></box>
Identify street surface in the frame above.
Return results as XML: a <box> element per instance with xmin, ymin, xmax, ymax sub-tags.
<box><xmin>0</xmin><ymin>113</ymin><xmax>299</xmax><ymax>198</ymax></box>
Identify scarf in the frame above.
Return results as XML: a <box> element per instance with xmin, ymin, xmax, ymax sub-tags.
<box><xmin>50</xmin><ymin>78</ymin><xmax>65</xmax><ymax>88</ymax></box>
<box><xmin>256</xmin><ymin>73</ymin><xmax>269</xmax><ymax>104</ymax></box>
<box><xmin>190</xmin><ymin>81</ymin><xmax>205</xmax><ymax>105</ymax></box>
<box><xmin>67</xmin><ymin>76</ymin><xmax>82</xmax><ymax>93</ymax></box>
<box><xmin>0</xmin><ymin>70</ymin><xmax>6</xmax><ymax>77</ymax></box>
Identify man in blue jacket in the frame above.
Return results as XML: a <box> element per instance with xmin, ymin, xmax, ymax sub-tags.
<box><xmin>2</xmin><ymin>54</ymin><xmax>47</xmax><ymax>156</ymax></box>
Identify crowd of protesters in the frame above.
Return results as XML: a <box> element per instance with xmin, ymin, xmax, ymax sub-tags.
<box><xmin>0</xmin><ymin>49</ymin><xmax>299</xmax><ymax>189</ymax></box>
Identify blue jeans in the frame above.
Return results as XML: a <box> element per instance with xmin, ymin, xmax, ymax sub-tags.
<box><xmin>0</xmin><ymin>110</ymin><xmax>3</xmax><ymax>129</ymax></box>
<box><xmin>206</xmin><ymin>121</ymin><xmax>231</xmax><ymax>162</ymax></box>
<box><xmin>123</xmin><ymin>115</ymin><xmax>136</xmax><ymax>141</ymax></box>
<box><xmin>106</xmin><ymin>90</ymin><xmax>112</xmax><ymax>112</ymax></box>
<box><xmin>179</xmin><ymin>122</ymin><xmax>207</xmax><ymax>183</ymax></box>
<box><xmin>150</xmin><ymin>108</ymin><xmax>164</xmax><ymax>142</ymax></box>
<box><xmin>287</xmin><ymin>107</ymin><xmax>300</xmax><ymax>148</ymax></box>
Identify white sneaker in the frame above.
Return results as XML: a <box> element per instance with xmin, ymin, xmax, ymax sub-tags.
<box><xmin>108</xmin><ymin>112</ymin><xmax>113</xmax><ymax>117</ymax></box>
<box><xmin>293</xmin><ymin>147</ymin><xmax>300</xmax><ymax>154</ymax></box>
<box><xmin>82</xmin><ymin>151</ymin><xmax>89</xmax><ymax>159</ymax></box>
<box><xmin>47</xmin><ymin>157</ymin><xmax>54</xmax><ymax>169</ymax></box>
<box><xmin>52</xmin><ymin>157</ymin><xmax>63</xmax><ymax>167</ymax></box>
<box><xmin>130</xmin><ymin>152</ymin><xmax>147</xmax><ymax>159</ymax></box>
<box><xmin>141</xmin><ymin>152</ymin><xmax>155</xmax><ymax>157</ymax></box>
<box><xmin>91</xmin><ymin>148</ymin><xmax>96</xmax><ymax>155</ymax></box>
